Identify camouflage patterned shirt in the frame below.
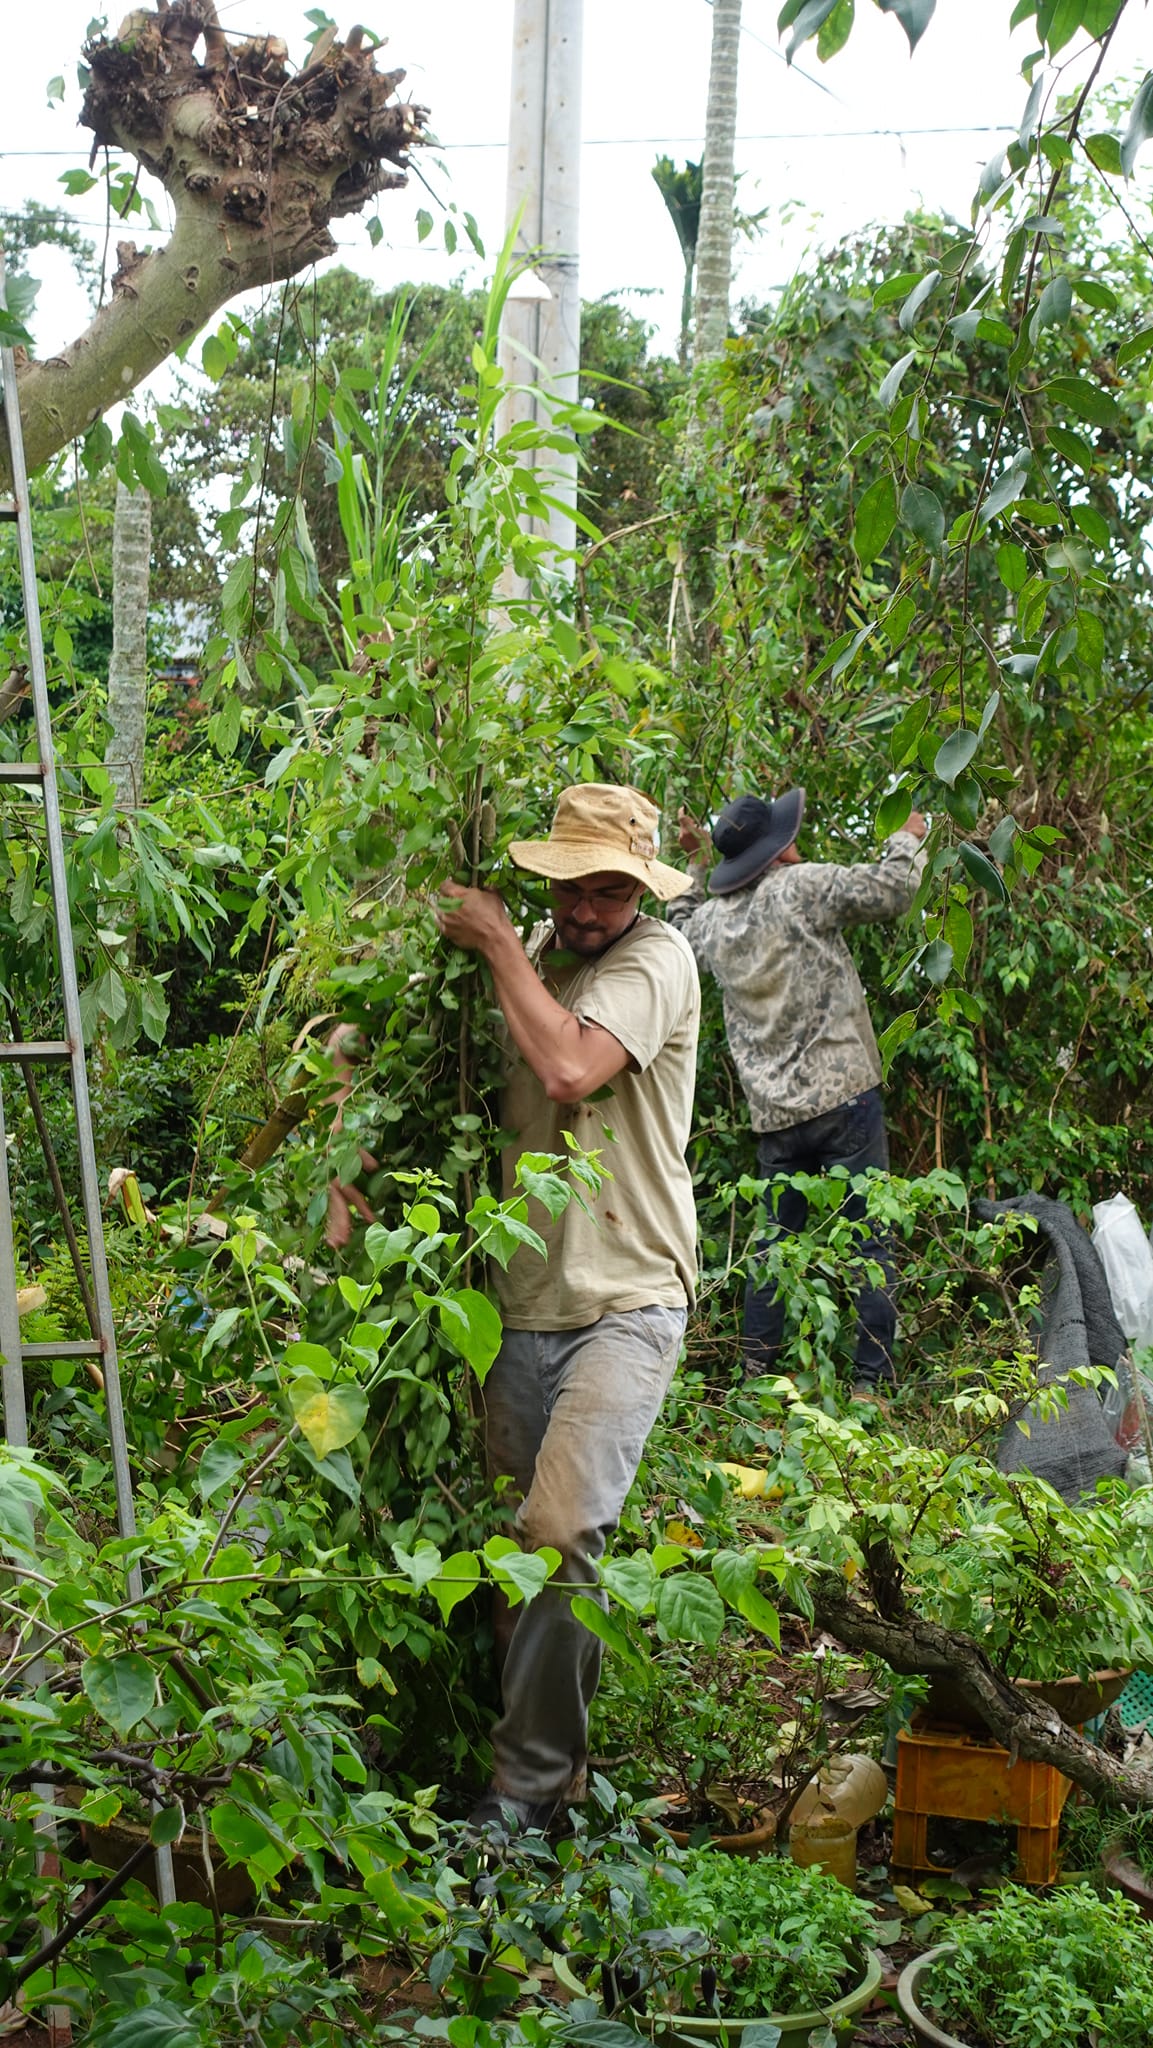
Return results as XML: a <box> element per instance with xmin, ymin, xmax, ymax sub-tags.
<box><xmin>666</xmin><ymin>830</ymin><xmax>926</xmax><ymax>1133</ymax></box>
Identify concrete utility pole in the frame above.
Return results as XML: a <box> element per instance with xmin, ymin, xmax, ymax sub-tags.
<box><xmin>498</xmin><ymin>0</ymin><xmax>584</xmax><ymax>588</ymax></box>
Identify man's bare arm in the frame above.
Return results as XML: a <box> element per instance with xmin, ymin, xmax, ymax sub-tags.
<box><xmin>436</xmin><ymin>884</ymin><xmax>630</xmax><ymax>1103</ymax></box>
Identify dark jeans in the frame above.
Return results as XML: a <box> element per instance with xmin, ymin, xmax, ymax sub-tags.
<box><xmin>744</xmin><ymin>1087</ymin><xmax>897</xmax><ymax>1386</ymax></box>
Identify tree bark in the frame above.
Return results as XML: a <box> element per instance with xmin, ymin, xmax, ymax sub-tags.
<box><xmin>811</xmin><ymin>1576</ymin><xmax>1153</xmax><ymax>1811</ymax></box>
<box><xmin>105</xmin><ymin>480</ymin><xmax>151</xmax><ymax>812</ymax></box>
<box><xmin>1</xmin><ymin>0</ymin><xmax>426</xmax><ymax>487</ymax></box>
<box><xmin>693</xmin><ymin>0</ymin><xmax>742</xmax><ymax>365</ymax></box>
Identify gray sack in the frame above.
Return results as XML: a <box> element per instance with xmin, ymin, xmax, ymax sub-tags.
<box><xmin>973</xmin><ymin>1193</ymin><xmax>1128</xmax><ymax>1501</ymax></box>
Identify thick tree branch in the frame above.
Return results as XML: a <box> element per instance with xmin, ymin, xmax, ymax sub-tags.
<box><xmin>811</xmin><ymin>1576</ymin><xmax>1153</xmax><ymax>1811</ymax></box>
<box><xmin>3</xmin><ymin>0</ymin><xmax>428</xmax><ymax>485</ymax></box>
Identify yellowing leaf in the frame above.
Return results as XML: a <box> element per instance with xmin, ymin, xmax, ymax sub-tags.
<box><xmin>288</xmin><ymin>1374</ymin><xmax>368</xmax><ymax>1458</ymax></box>
<box><xmin>893</xmin><ymin>1883</ymin><xmax>935</xmax><ymax>1918</ymax></box>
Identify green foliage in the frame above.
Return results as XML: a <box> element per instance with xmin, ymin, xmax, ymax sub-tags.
<box><xmin>925</xmin><ymin>1883</ymin><xmax>1153</xmax><ymax>2048</ymax></box>
<box><xmin>7</xmin><ymin>17</ymin><xmax>1153</xmax><ymax>2033</ymax></box>
<box><xmin>566</xmin><ymin>1836</ymin><xmax>875</xmax><ymax>2018</ymax></box>
<box><xmin>764</xmin><ymin>1381</ymin><xmax>1153</xmax><ymax>1682</ymax></box>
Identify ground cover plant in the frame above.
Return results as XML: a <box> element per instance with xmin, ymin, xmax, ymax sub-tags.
<box><xmin>913</xmin><ymin>1882</ymin><xmax>1153</xmax><ymax>2048</ymax></box>
<box><xmin>612</xmin><ymin>1847</ymin><xmax>877</xmax><ymax>2018</ymax></box>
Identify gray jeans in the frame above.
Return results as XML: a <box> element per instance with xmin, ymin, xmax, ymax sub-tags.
<box><xmin>482</xmin><ymin>1304</ymin><xmax>686</xmax><ymax>1806</ymax></box>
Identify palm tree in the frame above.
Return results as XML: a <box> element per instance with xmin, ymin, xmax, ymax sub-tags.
<box><xmin>693</xmin><ymin>0</ymin><xmax>742</xmax><ymax>365</ymax></box>
<box><xmin>652</xmin><ymin>156</ymin><xmax>703</xmax><ymax>370</ymax></box>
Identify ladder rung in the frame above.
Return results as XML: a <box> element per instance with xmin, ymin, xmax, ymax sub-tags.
<box><xmin>0</xmin><ymin>502</ymin><xmax>16</xmax><ymax>522</ymax></box>
<box><xmin>0</xmin><ymin>1042</ymin><xmax>72</xmax><ymax>1062</ymax></box>
<box><xmin>0</xmin><ymin>762</ymin><xmax>45</xmax><ymax>784</ymax></box>
<box><xmin>22</xmin><ymin>1340</ymin><xmax>104</xmax><ymax>1359</ymax></box>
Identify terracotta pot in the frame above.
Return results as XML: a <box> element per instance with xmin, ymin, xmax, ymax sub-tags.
<box><xmin>1103</xmin><ymin>1844</ymin><xmax>1153</xmax><ymax>1920</ymax></box>
<box><xmin>896</xmin><ymin>1945</ymin><xmax>968</xmax><ymax>2048</ymax></box>
<box><xmin>640</xmin><ymin>1796</ymin><xmax>778</xmax><ymax>1857</ymax></box>
<box><xmin>78</xmin><ymin>1812</ymin><xmax>256</xmax><ymax>1915</ymax></box>
<box><xmin>926</xmin><ymin>1667</ymin><xmax>1130</xmax><ymax>1731</ymax></box>
<box><xmin>1016</xmin><ymin>1669</ymin><xmax>1131</xmax><ymax>1723</ymax></box>
<box><xmin>552</xmin><ymin>1946</ymin><xmax>883</xmax><ymax>2047</ymax></box>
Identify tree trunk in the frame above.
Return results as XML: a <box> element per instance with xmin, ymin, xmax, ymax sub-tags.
<box><xmin>693</xmin><ymin>0</ymin><xmax>742</xmax><ymax>365</ymax></box>
<box><xmin>1</xmin><ymin>0</ymin><xmax>426</xmax><ymax>487</ymax></box>
<box><xmin>811</xmin><ymin>1577</ymin><xmax>1153</xmax><ymax>1811</ymax></box>
<box><xmin>105</xmin><ymin>481</ymin><xmax>151</xmax><ymax>813</ymax></box>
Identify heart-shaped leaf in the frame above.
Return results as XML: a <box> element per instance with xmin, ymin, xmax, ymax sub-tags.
<box><xmin>82</xmin><ymin>1652</ymin><xmax>157</xmax><ymax>1736</ymax></box>
<box><xmin>288</xmin><ymin>1375</ymin><xmax>368</xmax><ymax>1458</ymax></box>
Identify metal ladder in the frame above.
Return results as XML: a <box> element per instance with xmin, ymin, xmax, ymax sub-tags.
<box><xmin>0</xmin><ymin>253</ymin><xmax>176</xmax><ymax>2014</ymax></box>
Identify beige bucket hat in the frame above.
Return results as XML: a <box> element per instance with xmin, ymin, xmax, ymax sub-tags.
<box><xmin>509</xmin><ymin>784</ymin><xmax>693</xmax><ymax>902</ymax></box>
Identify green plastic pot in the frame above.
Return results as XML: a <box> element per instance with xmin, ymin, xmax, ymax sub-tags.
<box><xmin>896</xmin><ymin>1945</ymin><xmax>968</xmax><ymax>2048</ymax></box>
<box><xmin>552</xmin><ymin>1945</ymin><xmax>883</xmax><ymax>2047</ymax></box>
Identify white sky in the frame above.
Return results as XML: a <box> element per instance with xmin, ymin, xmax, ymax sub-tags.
<box><xmin>1</xmin><ymin>0</ymin><xmax>1151</xmax><ymax>368</ymax></box>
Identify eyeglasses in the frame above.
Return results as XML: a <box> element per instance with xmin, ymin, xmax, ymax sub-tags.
<box><xmin>551</xmin><ymin>880</ymin><xmax>640</xmax><ymax>913</ymax></box>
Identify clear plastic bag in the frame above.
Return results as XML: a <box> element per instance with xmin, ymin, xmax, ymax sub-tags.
<box><xmin>1092</xmin><ymin>1193</ymin><xmax>1153</xmax><ymax>1349</ymax></box>
<box><xmin>1101</xmin><ymin>1348</ymin><xmax>1153</xmax><ymax>1453</ymax></box>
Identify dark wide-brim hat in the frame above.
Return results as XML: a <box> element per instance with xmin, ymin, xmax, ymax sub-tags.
<box><xmin>708</xmin><ymin>787</ymin><xmax>806</xmax><ymax>896</ymax></box>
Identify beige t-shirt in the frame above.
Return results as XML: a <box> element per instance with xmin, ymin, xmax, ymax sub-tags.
<box><xmin>494</xmin><ymin>914</ymin><xmax>701</xmax><ymax>1330</ymax></box>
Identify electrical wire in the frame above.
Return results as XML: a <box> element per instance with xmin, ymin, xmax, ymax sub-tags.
<box><xmin>0</xmin><ymin>124</ymin><xmax>1018</xmax><ymax>161</ymax></box>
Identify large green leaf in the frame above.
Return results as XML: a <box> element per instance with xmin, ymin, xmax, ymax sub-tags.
<box><xmin>876</xmin><ymin>0</ymin><xmax>937</xmax><ymax>50</ymax></box>
<box><xmin>288</xmin><ymin>1375</ymin><xmax>368</xmax><ymax>1458</ymax></box>
<box><xmin>601</xmin><ymin>1552</ymin><xmax>657</xmax><ymax>1613</ymax></box>
<box><xmin>900</xmin><ymin>482</ymin><xmax>945</xmax><ymax>552</ymax></box>
<box><xmin>1037</xmin><ymin>0</ymin><xmax>1110</xmax><ymax>52</ymax></box>
<box><xmin>102</xmin><ymin>2006</ymin><xmax>202</xmax><ymax>2048</ymax></box>
<box><xmin>210</xmin><ymin>1801</ymin><xmax>277</xmax><ymax>1865</ymax></box>
<box><xmin>958</xmin><ymin>843</ymin><xmax>1010</xmax><ymax>904</ymax></box>
<box><xmin>196</xmin><ymin>1441</ymin><xmax>244</xmax><ymax>1503</ymax></box>
<box><xmin>1047</xmin><ymin>424</ymin><xmax>1094</xmax><ymax>471</ymax></box>
<box><xmin>922</xmin><ymin>938</ymin><xmax>955</xmax><ymax>985</ymax></box>
<box><xmin>978</xmin><ymin>458</ymin><xmax>1030</xmax><ymax>528</ymax></box>
<box><xmin>817</xmin><ymin>0</ymin><xmax>855</xmax><ymax>59</ymax></box>
<box><xmin>711</xmin><ymin>1550</ymin><xmax>782</xmax><ymax>1644</ymax></box>
<box><xmin>484</xmin><ymin>1535</ymin><xmax>561</xmax><ymax>1605</ymax></box>
<box><xmin>430</xmin><ymin>1551</ymin><xmax>482</xmax><ymax>1622</ymax></box>
<box><xmin>434</xmin><ymin>1286</ymin><xmax>503</xmax><ymax>1383</ymax></box>
<box><xmin>570</xmin><ymin>1593</ymin><xmax>646</xmax><ymax>1668</ymax></box>
<box><xmin>782</xmin><ymin>0</ymin><xmax>842</xmax><ymax>60</ymax></box>
<box><xmin>1117</xmin><ymin>324</ymin><xmax>1153</xmax><ymax>369</ymax></box>
<box><xmin>878</xmin><ymin>352</ymin><xmax>916</xmax><ymax>413</ymax></box>
<box><xmin>877</xmin><ymin>786</ymin><xmax>913</xmax><ymax>839</ymax></box>
<box><xmin>996</xmin><ymin>542</ymin><xmax>1029</xmax><ymax>592</ymax></box>
<box><xmin>934</xmin><ymin>729</ymin><xmax>979</xmax><ymax>787</ymax></box>
<box><xmin>392</xmin><ymin>1539</ymin><xmax>443</xmax><ymax>1590</ymax></box>
<box><xmin>653</xmin><ymin>1571</ymin><xmax>726</xmax><ymax>1649</ymax></box>
<box><xmin>944</xmin><ymin>899</ymin><xmax>974</xmax><ymax>974</ymax></box>
<box><xmin>1046</xmin><ymin>375</ymin><xmax>1121</xmax><ymax>428</ymax></box>
<box><xmin>82</xmin><ymin>1652</ymin><xmax>157</xmax><ymax>1736</ymax></box>
<box><xmin>1037</xmin><ymin>275</ymin><xmax>1072</xmax><ymax>327</ymax></box>
<box><xmin>878</xmin><ymin>1010</ymin><xmax>918</xmax><ymax>1076</ymax></box>
<box><xmin>890</xmin><ymin>697</ymin><xmax>929</xmax><ymax>767</ymax></box>
<box><xmin>898</xmin><ymin>269</ymin><xmax>941</xmax><ymax>332</ymax></box>
<box><xmin>853</xmin><ymin>474</ymin><xmax>898</xmax><ymax>566</ymax></box>
<box><xmin>988</xmin><ymin>816</ymin><xmax>1019</xmax><ymax>863</ymax></box>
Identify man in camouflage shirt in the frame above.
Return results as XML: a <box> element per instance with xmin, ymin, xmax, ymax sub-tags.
<box><xmin>671</xmin><ymin>788</ymin><xmax>926</xmax><ymax>1389</ymax></box>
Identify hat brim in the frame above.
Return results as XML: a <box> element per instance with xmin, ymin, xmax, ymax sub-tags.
<box><xmin>708</xmin><ymin>786</ymin><xmax>806</xmax><ymax>896</ymax></box>
<box><xmin>508</xmin><ymin>837</ymin><xmax>694</xmax><ymax>902</ymax></box>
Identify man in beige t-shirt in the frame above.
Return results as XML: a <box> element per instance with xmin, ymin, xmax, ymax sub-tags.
<box><xmin>437</xmin><ymin>784</ymin><xmax>699</xmax><ymax>1834</ymax></box>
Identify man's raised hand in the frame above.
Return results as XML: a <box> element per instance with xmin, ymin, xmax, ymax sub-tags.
<box><xmin>434</xmin><ymin>880</ymin><xmax>513</xmax><ymax>954</ymax></box>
